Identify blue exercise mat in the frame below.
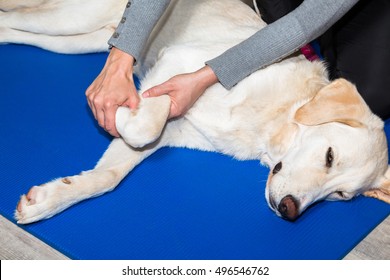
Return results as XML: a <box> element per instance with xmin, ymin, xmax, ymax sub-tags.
<box><xmin>1</xmin><ymin>44</ymin><xmax>389</xmax><ymax>260</ymax></box>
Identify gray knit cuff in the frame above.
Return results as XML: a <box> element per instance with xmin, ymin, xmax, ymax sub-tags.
<box><xmin>108</xmin><ymin>0</ymin><xmax>171</xmax><ymax>63</ymax></box>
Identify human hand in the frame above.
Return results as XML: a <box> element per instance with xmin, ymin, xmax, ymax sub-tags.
<box><xmin>86</xmin><ymin>48</ymin><xmax>139</xmax><ymax>137</ymax></box>
<box><xmin>142</xmin><ymin>66</ymin><xmax>218</xmax><ymax>119</ymax></box>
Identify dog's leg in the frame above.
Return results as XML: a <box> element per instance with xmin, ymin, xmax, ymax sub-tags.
<box><xmin>15</xmin><ymin>114</ymin><xmax>214</xmax><ymax>224</ymax></box>
<box><xmin>15</xmin><ymin>92</ymin><xmax>214</xmax><ymax>224</ymax></box>
<box><xmin>15</xmin><ymin>137</ymin><xmax>163</xmax><ymax>224</ymax></box>
<box><xmin>116</xmin><ymin>95</ymin><xmax>171</xmax><ymax>148</ymax></box>
<box><xmin>0</xmin><ymin>0</ymin><xmax>45</xmax><ymax>11</ymax></box>
<box><xmin>0</xmin><ymin>26</ymin><xmax>114</xmax><ymax>53</ymax></box>
<box><xmin>0</xmin><ymin>7</ymin><xmax>62</xmax><ymax>33</ymax></box>
<box><xmin>0</xmin><ymin>2</ymin><xmax>121</xmax><ymax>35</ymax></box>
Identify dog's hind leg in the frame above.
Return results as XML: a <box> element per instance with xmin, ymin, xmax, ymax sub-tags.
<box><xmin>0</xmin><ymin>5</ymin><xmax>60</xmax><ymax>33</ymax></box>
<box><xmin>0</xmin><ymin>1</ymin><xmax>121</xmax><ymax>35</ymax></box>
<box><xmin>0</xmin><ymin>26</ymin><xmax>114</xmax><ymax>53</ymax></box>
<box><xmin>15</xmin><ymin>137</ymin><xmax>164</xmax><ymax>224</ymax></box>
<box><xmin>0</xmin><ymin>0</ymin><xmax>45</xmax><ymax>11</ymax></box>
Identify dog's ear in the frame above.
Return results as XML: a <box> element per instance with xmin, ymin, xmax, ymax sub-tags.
<box><xmin>294</xmin><ymin>79</ymin><xmax>371</xmax><ymax>127</ymax></box>
<box><xmin>364</xmin><ymin>166</ymin><xmax>390</xmax><ymax>204</ymax></box>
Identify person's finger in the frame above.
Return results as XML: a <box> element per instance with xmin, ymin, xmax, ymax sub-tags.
<box><xmin>103</xmin><ymin>105</ymin><xmax>120</xmax><ymax>137</ymax></box>
<box><xmin>142</xmin><ymin>82</ymin><xmax>171</xmax><ymax>98</ymax></box>
<box><xmin>92</xmin><ymin>92</ymin><xmax>104</xmax><ymax>125</ymax></box>
<box><xmin>124</xmin><ymin>89</ymin><xmax>141</xmax><ymax>110</ymax></box>
<box><xmin>86</xmin><ymin>93</ymin><xmax>97</xmax><ymax>119</ymax></box>
<box><xmin>96</xmin><ymin>107</ymin><xmax>105</xmax><ymax>130</ymax></box>
<box><xmin>85</xmin><ymin>82</ymin><xmax>99</xmax><ymax>119</ymax></box>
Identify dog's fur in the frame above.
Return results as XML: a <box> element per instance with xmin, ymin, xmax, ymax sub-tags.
<box><xmin>2</xmin><ymin>0</ymin><xmax>389</xmax><ymax>223</ymax></box>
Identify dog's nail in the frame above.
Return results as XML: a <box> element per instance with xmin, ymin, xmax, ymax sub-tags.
<box><xmin>27</xmin><ymin>199</ymin><xmax>36</xmax><ymax>206</ymax></box>
<box><xmin>26</xmin><ymin>188</ymin><xmax>35</xmax><ymax>200</ymax></box>
<box><xmin>17</xmin><ymin>200</ymin><xmax>22</xmax><ymax>212</ymax></box>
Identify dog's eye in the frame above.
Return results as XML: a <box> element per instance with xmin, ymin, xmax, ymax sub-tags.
<box><xmin>334</xmin><ymin>191</ymin><xmax>355</xmax><ymax>200</ymax></box>
<box><xmin>326</xmin><ymin>147</ymin><xmax>334</xmax><ymax>168</ymax></box>
<box><xmin>272</xmin><ymin>162</ymin><xmax>282</xmax><ymax>174</ymax></box>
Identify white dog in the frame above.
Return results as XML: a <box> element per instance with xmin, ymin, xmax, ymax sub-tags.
<box><xmin>2</xmin><ymin>0</ymin><xmax>389</xmax><ymax>224</ymax></box>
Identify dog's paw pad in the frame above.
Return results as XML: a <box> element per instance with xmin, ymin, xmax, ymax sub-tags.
<box><xmin>15</xmin><ymin>193</ymin><xmax>38</xmax><ymax>224</ymax></box>
<box><xmin>16</xmin><ymin>194</ymin><xmax>28</xmax><ymax>213</ymax></box>
<box><xmin>15</xmin><ymin>185</ymin><xmax>56</xmax><ymax>224</ymax></box>
<box><xmin>14</xmin><ymin>177</ymin><xmax>80</xmax><ymax>224</ymax></box>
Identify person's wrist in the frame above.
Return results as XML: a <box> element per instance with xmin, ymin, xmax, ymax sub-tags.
<box><xmin>109</xmin><ymin>47</ymin><xmax>135</xmax><ymax>63</ymax></box>
<box><xmin>195</xmin><ymin>65</ymin><xmax>218</xmax><ymax>90</ymax></box>
<box><xmin>106</xmin><ymin>47</ymin><xmax>135</xmax><ymax>78</ymax></box>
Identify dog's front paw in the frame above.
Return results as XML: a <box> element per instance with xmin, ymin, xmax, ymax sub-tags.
<box><xmin>116</xmin><ymin>96</ymin><xmax>170</xmax><ymax>148</ymax></box>
<box><xmin>15</xmin><ymin>179</ymin><xmax>73</xmax><ymax>224</ymax></box>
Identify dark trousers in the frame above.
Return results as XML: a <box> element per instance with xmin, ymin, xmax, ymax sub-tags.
<box><xmin>256</xmin><ymin>0</ymin><xmax>390</xmax><ymax>119</ymax></box>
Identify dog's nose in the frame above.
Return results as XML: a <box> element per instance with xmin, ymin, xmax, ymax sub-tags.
<box><xmin>278</xmin><ymin>195</ymin><xmax>299</xmax><ymax>221</ymax></box>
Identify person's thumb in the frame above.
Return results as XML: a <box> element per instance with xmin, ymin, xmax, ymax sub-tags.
<box><xmin>142</xmin><ymin>82</ymin><xmax>170</xmax><ymax>98</ymax></box>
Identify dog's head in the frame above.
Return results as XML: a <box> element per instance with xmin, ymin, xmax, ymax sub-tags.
<box><xmin>266</xmin><ymin>79</ymin><xmax>390</xmax><ymax>221</ymax></box>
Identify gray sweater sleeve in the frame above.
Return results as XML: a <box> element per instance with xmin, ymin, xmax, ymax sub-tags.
<box><xmin>107</xmin><ymin>0</ymin><xmax>171</xmax><ymax>62</ymax></box>
<box><xmin>206</xmin><ymin>0</ymin><xmax>359</xmax><ymax>89</ymax></box>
